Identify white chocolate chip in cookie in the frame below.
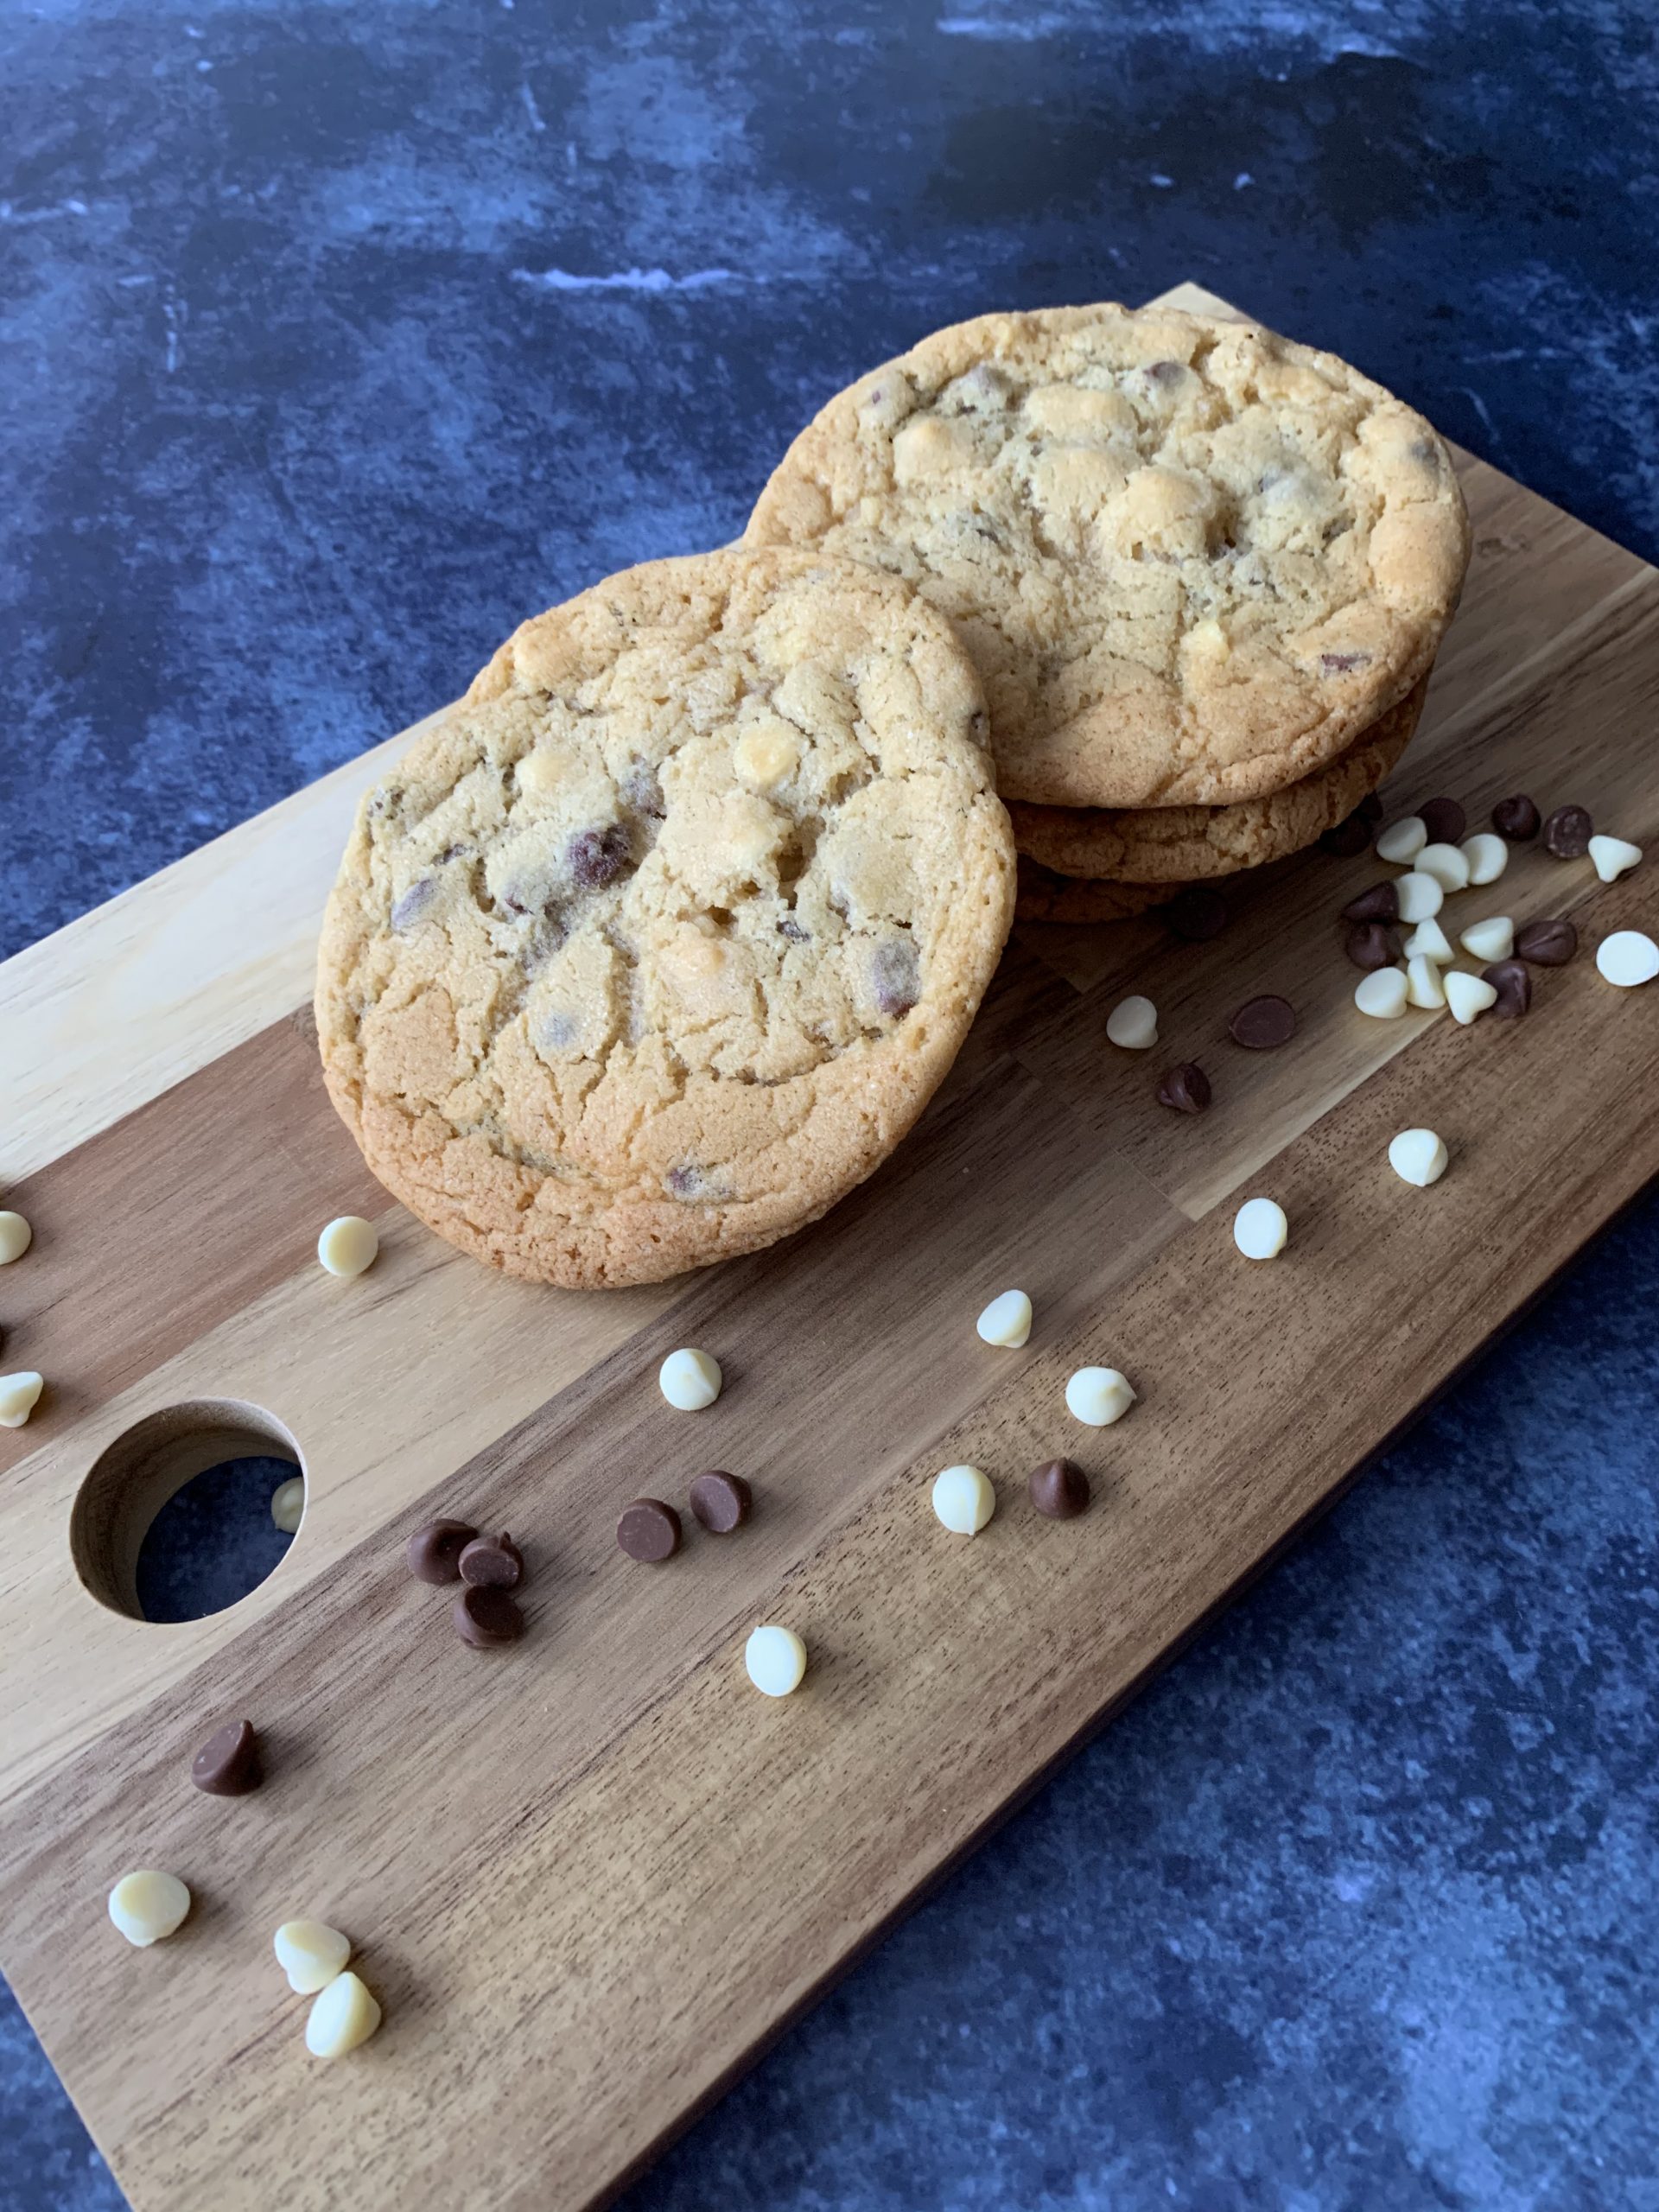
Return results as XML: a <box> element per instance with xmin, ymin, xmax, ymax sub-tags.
<box><xmin>732</xmin><ymin>720</ymin><xmax>800</xmax><ymax>791</ymax></box>
<box><xmin>1106</xmin><ymin>995</ymin><xmax>1158</xmax><ymax>1050</ymax></box>
<box><xmin>0</xmin><ymin>1211</ymin><xmax>31</xmax><ymax>1265</ymax></box>
<box><xmin>976</xmin><ymin>1290</ymin><xmax>1033</xmax><ymax>1348</ymax></box>
<box><xmin>0</xmin><ymin>1372</ymin><xmax>43</xmax><ymax>1428</ymax></box>
<box><xmin>1065</xmin><ymin>1367</ymin><xmax>1135</xmax><ymax>1427</ymax></box>
<box><xmin>305</xmin><ymin>1969</ymin><xmax>382</xmax><ymax>2057</ymax></box>
<box><xmin>893</xmin><ymin>413</ymin><xmax>977</xmax><ymax>482</ymax></box>
<box><xmin>1389</xmin><ymin>1128</ymin><xmax>1449</xmax><ymax>1187</ymax></box>
<box><xmin>1403</xmin><ymin>918</ymin><xmax>1453</xmax><ymax>964</ymax></box>
<box><xmin>1406</xmin><ymin>954</ymin><xmax>1446</xmax><ymax>1010</ymax></box>
<box><xmin>1415</xmin><ymin>842</ymin><xmax>1471</xmax><ymax>893</ymax></box>
<box><xmin>1459</xmin><ymin>916</ymin><xmax>1514</xmax><ymax>963</ymax></box>
<box><xmin>270</xmin><ymin>1477</ymin><xmax>305</xmax><ymax>1535</ymax></box>
<box><xmin>1443</xmin><ymin>970</ymin><xmax>1498</xmax><ymax>1024</ymax></box>
<box><xmin>931</xmin><ymin>1463</ymin><xmax>996</xmax><ymax>1534</ymax></box>
<box><xmin>1460</xmin><ymin>832</ymin><xmax>1509</xmax><ymax>886</ymax></box>
<box><xmin>1589</xmin><ymin>835</ymin><xmax>1643</xmax><ymax>884</ymax></box>
<box><xmin>317</xmin><ymin>1217</ymin><xmax>378</xmax><ymax>1279</ymax></box>
<box><xmin>659</xmin><ymin>1347</ymin><xmax>722</xmax><ymax>1410</ymax></box>
<box><xmin>275</xmin><ymin>1919</ymin><xmax>352</xmax><ymax>1995</ymax></box>
<box><xmin>108</xmin><ymin>1870</ymin><xmax>191</xmax><ymax>1948</ymax></box>
<box><xmin>1596</xmin><ymin>930</ymin><xmax>1659</xmax><ymax>987</ymax></box>
<box><xmin>1394</xmin><ymin>873</ymin><xmax>1444</xmax><ymax>924</ymax></box>
<box><xmin>1354</xmin><ymin>968</ymin><xmax>1408</xmax><ymax>1018</ymax></box>
<box><xmin>1233</xmin><ymin>1197</ymin><xmax>1288</xmax><ymax>1260</ymax></box>
<box><xmin>1376</xmin><ymin>817</ymin><xmax>1427</xmax><ymax>866</ymax></box>
<box><xmin>745</xmin><ymin>1623</ymin><xmax>808</xmax><ymax>1696</ymax></box>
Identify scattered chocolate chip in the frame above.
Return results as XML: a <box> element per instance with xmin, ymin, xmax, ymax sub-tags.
<box><xmin>390</xmin><ymin>877</ymin><xmax>436</xmax><ymax>931</ymax></box>
<box><xmin>871</xmin><ymin>938</ymin><xmax>919</xmax><ymax>1017</ymax></box>
<box><xmin>1357</xmin><ymin>792</ymin><xmax>1385</xmax><ymax>823</ymax></box>
<box><xmin>1229</xmin><ymin>995</ymin><xmax>1296</xmax><ymax>1051</ymax></box>
<box><xmin>1146</xmin><ymin>359</ymin><xmax>1185</xmax><ymax>387</ymax></box>
<box><xmin>452</xmin><ymin>1586</ymin><xmax>524</xmax><ymax>1648</ymax></box>
<box><xmin>1160</xmin><ymin>887</ymin><xmax>1229</xmax><ymax>942</ymax></box>
<box><xmin>1418</xmin><ymin>796</ymin><xmax>1466</xmax><ymax>846</ymax></box>
<box><xmin>1155</xmin><ymin>1062</ymin><xmax>1211</xmax><ymax>1115</ymax></box>
<box><xmin>1484</xmin><ymin>959</ymin><xmax>1532</xmax><ymax>1017</ymax></box>
<box><xmin>1491</xmin><ymin>793</ymin><xmax>1541</xmax><ymax>841</ymax></box>
<box><xmin>406</xmin><ymin>1518</ymin><xmax>478</xmax><ymax>1585</ymax></box>
<box><xmin>568</xmin><ymin>823</ymin><xmax>632</xmax><ymax>888</ymax></box>
<box><xmin>459</xmin><ymin>1532</ymin><xmax>524</xmax><ymax>1590</ymax></box>
<box><xmin>1319</xmin><ymin>811</ymin><xmax>1374</xmax><ymax>858</ymax></box>
<box><xmin>778</xmin><ymin>916</ymin><xmax>810</xmax><ymax>942</ymax></box>
<box><xmin>1028</xmin><ymin>1459</ymin><xmax>1090</xmax><ymax>1519</ymax></box>
<box><xmin>191</xmin><ymin>1719</ymin><xmax>261</xmax><ymax>1797</ymax></box>
<box><xmin>1345</xmin><ymin>921</ymin><xmax>1402</xmax><ymax>971</ymax></box>
<box><xmin>1514</xmin><ymin>916</ymin><xmax>1578</xmax><ymax>966</ymax></box>
<box><xmin>1319</xmin><ymin>651</ymin><xmax>1372</xmax><ymax>675</ymax></box>
<box><xmin>688</xmin><ymin>1471</ymin><xmax>753</xmax><ymax>1534</ymax></box>
<box><xmin>1542</xmin><ymin>804</ymin><xmax>1593</xmax><ymax>859</ymax></box>
<box><xmin>1343</xmin><ymin>881</ymin><xmax>1399</xmax><ymax>925</ymax></box>
<box><xmin>617</xmin><ymin>1498</ymin><xmax>682</xmax><ymax>1563</ymax></box>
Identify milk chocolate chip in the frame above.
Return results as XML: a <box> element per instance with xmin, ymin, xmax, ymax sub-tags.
<box><xmin>406</xmin><ymin>1519</ymin><xmax>477</xmax><ymax>1585</ymax></box>
<box><xmin>1028</xmin><ymin>1459</ymin><xmax>1090</xmax><ymax>1519</ymax></box>
<box><xmin>1542</xmin><ymin>804</ymin><xmax>1592</xmax><ymax>860</ymax></box>
<box><xmin>1484</xmin><ymin>959</ymin><xmax>1532</xmax><ymax>1017</ymax></box>
<box><xmin>1492</xmin><ymin>793</ymin><xmax>1541</xmax><ymax>841</ymax></box>
<box><xmin>617</xmin><ymin>1498</ymin><xmax>682</xmax><ymax>1562</ymax></box>
<box><xmin>1155</xmin><ymin>1062</ymin><xmax>1211</xmax><ymax>1115</ymax></box>
<box><xmin>452</xmin><ymin>1586</ymin><xmax>524</xmax><ymax>1648</ymax></box>
<box><xmin>1229</xmin><ymin>995</ymin><xmax>1296</xmax><ymax>1050</ymax></box>
<box><xmin>1345</xmin><ymin>921</ymin><xmax>1402</xmax><ymax>971</ymax></box>
<box><xmin>1515</xmin><ymin>917</ymin><xmax>1578</xmax><ymax>966</ymax></box>
<box><xmin>458</xmin><ymin>1533</ymin><xmax>524</xmax><ymax>1590</ymax></box>
<box><xmin>688</xmin><ymin>1471</ymin><xmax>752</xmax><ymax>1534</ymax></box>
<box><xmin>1418</xmin><ymin>797</ymin><xmax>1466</xmax><ymax>846</ymax></box>
<box><xmin>191</xmin><ymin>1719</ymin><xmax>261</xmax><ymax>1796</ymax></box>
<box><xmin>1343</xmin><ymin>882</ymin><xmax>1399</xmax><ymax>924</ymax></box>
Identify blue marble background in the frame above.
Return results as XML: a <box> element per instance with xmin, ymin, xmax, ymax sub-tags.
<box><xmin>3</xmin><ymin>1</ymin><xmax>1657</xmax><ymax>2204</ymax></box>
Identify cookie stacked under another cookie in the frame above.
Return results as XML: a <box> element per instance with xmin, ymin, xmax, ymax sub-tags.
<box><xmin>745</xmin><ymin>302</ymin><xmax>1471</xmax><ymax>921</ymax></box>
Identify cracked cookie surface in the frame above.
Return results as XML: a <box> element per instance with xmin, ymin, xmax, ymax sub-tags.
<box><xmin>746</xmin><ymin>302</ymin><xmax>1470</xmax><ymax>809</ymax></box>
<box><xmin>316</xmin><ymin>548</ymin><xmax>1014</xmax><ymax>1287</ymax></box>
<box><xmin>1010</xmin><ymin>673</ymin><xmax>1425</xmax><ymax>882</ymax></box>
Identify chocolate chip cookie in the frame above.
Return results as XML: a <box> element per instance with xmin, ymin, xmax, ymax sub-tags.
<box><xmin>316</xmin><ymin>549</ymin><xmax>1015</xmax><ymax>1287</ymax></box>
<box><xmin>745</xmin><ymin>302</ymin><xmax>1470</xmax><ymax>810</ymax></box>
<box><xmin>1009</xmin><ymin>672</ymin><xmax>1426</xmax><ymax>883</ymax></box>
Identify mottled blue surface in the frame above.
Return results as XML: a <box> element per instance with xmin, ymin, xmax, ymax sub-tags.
<box><xmin>3</xmin><ymin>1</ymin><xmax>1658</xmax><ymax>2205</ymax></box>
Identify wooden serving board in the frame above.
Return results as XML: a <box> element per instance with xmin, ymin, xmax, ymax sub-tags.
<box><xmin>3</xmin><ymin>283</ymin><xmax>1657</xmax><ymax>2212</ymax></box>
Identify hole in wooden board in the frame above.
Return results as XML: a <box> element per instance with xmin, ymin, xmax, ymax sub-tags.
<box><xmin>70</xmin><ymin>1401</ymin><xmax>306</xmax><ymax>1622</ymax></box>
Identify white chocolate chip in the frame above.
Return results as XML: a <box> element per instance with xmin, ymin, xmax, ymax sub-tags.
<box><xmin>1415</xmin><ymin>842</ymin><xmax>1471</xmax><ymax>893</ymax></box>
<box><xmin>1394</xmin><ymin>872</ymin><xmax>1444</xmax><ymax>924</ymax></box>
<box><xmin>270</xmin><ymin>1477</ymin><xmax>305</xmax><ymax>1535</ymax></box>
<box><xmin>976</xmin><ymin>1289</ymin><xmax>1033</xmax><ymax>1348</ymax></box>
<box><xmin>1354</xmin><ymin>968</ymin><xmax>1408</xmax><ymax>1018</ymax></box>
<box><xmin>1376</xmin><ymin>817</ymin><xmax>1427</xmax><ymax>865</ymax></box>
<box><xmin>275</xmin><ymin>1919</ymin><xmax>352</xmax><ymax>1995</ymax></box>
<box><xmin>1105</xmin><ymin>994</ymin><xmax>1158</xmax><ymax>1050</ymax></box>
<box><xmin>732</xmin><ymin>721</ymin><xmax>799</xmax><ymax>791</ymax></box>
<box><xmin>1233</xmin><ymin>1197</ymin><xmax>1288</xmax><ymax>1261</ymax></box>
<box><xmin>1389</xmin><ymin>1128</ymin><xmax>1449</xmax><ymax>1187</ymax></box>
<box><xmin>305</xmin><ymin>1969</ymin><xmax>382</xmax><ymax>2057</ymax></box>
<box><xmin>1406</xmin><ymin>954</ymin><xmax>1446</xmax><ymax>1010</ymax></box>
<box><xmin>1403</xmin><ymin>918</ymin><xmax>1454</xmax><ymax>964</ymax></box>
<box><xmin>108</xmin><ymin>1870</ymin><xmax>191</xmax><ymax>1948</ymax></box>
<box><xmin>317</xmin><ymin>1216</ymin><xmax>378</xmax><ymax>1279</ymax></box>
<box><xmin>0</xmin><ymin>1211</ymin><xmax>32</xmax><ymax>1265</ymax></box>
<box><xmin>0</xmin><ymin>1372</ymin><xmax>43</xmax><ymax>1429</ymax></box>
<box><xmin>1596</xmin><ymin>930</ymin><xmax>1659</xmax><ymax>987</ymax></box>
<box><xmin>744</xmin><ymin>1623</ymin><xmax>807</xmax><ymax>1695</ymax></box>
<box><xmin>1589</xmin><ymin>834</ymin><xmax>1643</xmax><ymax>884</ymax></box>
<box><xmin>931</xmin><ymin>1463</ymin><xmax>996</xmax><ymax>1534</ymax></box>
<box><xmin>1063</xmin><ymin>1367</ymin><xmax>1135</xmax><ymax>1427</ymax></box>
<box><xmin>658</xmin><ymin>1346</ymin><xmax>722</xmax><ymax>1409</ymax></box>
<box><xmin>1443</xmin><ymin>969</ymin><xmax>1498</xmax><ymax>1025</ymax></box>
<box><xmin>1459</xmin><ymin>916</ymin><xmax>1514</xmax><ymax>963</ymax></box>
<box><xmin>1460</xmin><ymin>832</ymin><xmax>1510</xmax><ymax>886</ymax></box>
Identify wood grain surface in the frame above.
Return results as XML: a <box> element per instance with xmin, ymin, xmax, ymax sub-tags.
<box><xmin>2</xmin><ymin>284</ymin><xmax>1656</xmax><ymax>2212</ymax></box>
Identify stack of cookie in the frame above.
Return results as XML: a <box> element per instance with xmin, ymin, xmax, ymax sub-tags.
<box><xmin>744</xmin><ymin>302</ymin><xmax>1470</xmax><ymax>927</ymax></box>
<box><xmin>317</xmin><ymin>301</ymin><xmax>1469</xmax><ymax>1290</ymax></box>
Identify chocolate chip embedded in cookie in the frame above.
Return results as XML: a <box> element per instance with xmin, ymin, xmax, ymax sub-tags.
<box><xmin>316</xmin><ymin>549</ymin><xmax>1015</xmax><ymax>1289</ymax></box>
<box><xmin>747</xmin><ymin>302</ymin><xmax>1469</xmax><ymax>809</ymax></box>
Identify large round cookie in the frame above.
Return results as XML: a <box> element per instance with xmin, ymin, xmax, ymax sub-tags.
<box><xmin>746</xmin><ymin>303</ymin><xmax>1470</xmax><ymax>809</ymax></box>
<box><xmin>1010</xmin><ymin>671</ymin><xmax>1426</xmax><ymax>882</ymax></box>
<box><xmin>316</xmin><ymin>549</ymin><xmax>1015</xmax><ymax>1288</ymax></box>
